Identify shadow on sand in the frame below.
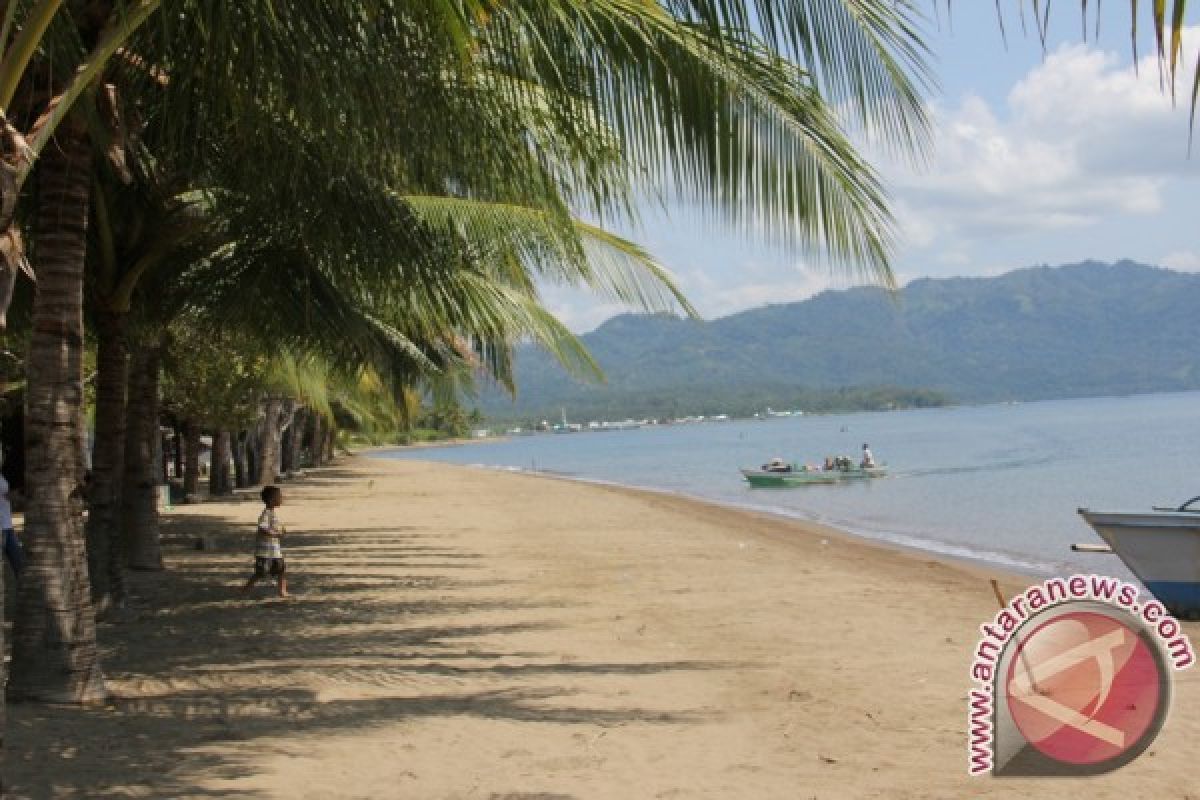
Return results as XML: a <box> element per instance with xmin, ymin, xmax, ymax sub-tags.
<box><xmin>6</xmin><ymin>463</ymin><xmax>733</xmax><ymax>799</ymax></box>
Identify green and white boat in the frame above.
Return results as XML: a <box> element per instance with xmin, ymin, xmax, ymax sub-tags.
<box><xmin>740</xmin><ymin>462</ymin><xmax>887</xmax><ymax>487</ymax></box>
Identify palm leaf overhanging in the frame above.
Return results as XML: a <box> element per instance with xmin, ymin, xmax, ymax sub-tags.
<box><xmin>3</xmin><ymin>1</ymin><xmax>951</xmax><ymax>704</ymax></box>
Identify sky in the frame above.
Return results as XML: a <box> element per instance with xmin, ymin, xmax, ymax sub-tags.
<box><xmin>543</xmin><ymin>3</ymin><xmax>1200</xmax><ymax>333</ymax></box>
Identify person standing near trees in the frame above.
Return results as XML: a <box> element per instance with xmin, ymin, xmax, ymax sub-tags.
<box><xmin>241</xmin><ymin>485</ymin><xmax>289</xmax><ymax>598</ymax></box>
<box><xmin>0</xmin><ymin>452</ymin><xmax>24</xmax><ymax>576</ymax></box>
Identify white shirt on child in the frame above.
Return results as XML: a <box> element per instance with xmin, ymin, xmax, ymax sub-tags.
<box><xmin>255</xmin><ymin>507</ymin><xmax>284</xmax><ymax>559</ymax></box>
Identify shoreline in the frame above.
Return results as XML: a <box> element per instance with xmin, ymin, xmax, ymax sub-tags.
<box><xmin>9</xmin><ymin>456</ymin><xmax>1196</xmax><ymax>798</ymax></box>
<box><xmin>507</xmin><ymin>462</ymin><xmax>1043</xmax><ymax>598</ymax></box>
<box><xmin>551</xmin><ymin>465</ymin><xmax>1042</xmax><ymax>582</ymax></box>
<box><xmin>369</xmin><ymin>451</ymin><xmax>1054</xmax><ymax>583</ymax></box>
<box><xmin>352</xmin><ymin>435</ymin><xmax>510</xmax><ymax>453</ymax></box>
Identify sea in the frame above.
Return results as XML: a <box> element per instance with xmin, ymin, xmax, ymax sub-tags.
<box><xmin>374</xmin><ymin>391</ymin><xmax>1200</xmax><ymax>580</ymax></box>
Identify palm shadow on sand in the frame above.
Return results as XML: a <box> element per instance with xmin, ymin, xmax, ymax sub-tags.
<box><xmin>6</xmin><ymin>465</ymin><xmax>737</xmax><ymax>799</ymax></box>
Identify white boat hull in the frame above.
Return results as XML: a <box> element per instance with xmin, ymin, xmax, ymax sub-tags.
<box><xmin>1078</xmin><ymin>509</ymin><xmax>1200</xmax><ymax>615</ymax></box>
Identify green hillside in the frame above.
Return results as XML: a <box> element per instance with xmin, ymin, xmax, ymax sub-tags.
<box><xmin>482</xmin><ymin>261</ymin><xmax>1200</xmax><ymax>421</ymax></box>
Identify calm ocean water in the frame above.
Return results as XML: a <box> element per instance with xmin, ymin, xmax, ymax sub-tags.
<box><xmin>374</xmin><ymin>391</ymin><xmax>1200</xmax><ymax>579</ymax></box>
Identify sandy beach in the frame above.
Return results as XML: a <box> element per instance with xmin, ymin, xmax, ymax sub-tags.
<box><xmin>8</xmin><ymin>456</ymin><xmax>1199</xmax><ymax>799</ymax></box>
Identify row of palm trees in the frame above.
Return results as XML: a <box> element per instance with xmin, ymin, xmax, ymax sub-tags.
<box><xmin>0</xmin><ymin>0</ymin><xmax>1185</xmax><ymax>791</ymax></box>
<box><xmin>0</xmin><ymin>0</ymin><xmax>939</xmax><ymax>706</ymax></box>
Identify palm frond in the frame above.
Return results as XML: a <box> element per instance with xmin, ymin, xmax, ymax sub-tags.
<box><xmin>400</xmin><ymin>194</ymin><xmax>696</xmax><ymax>314</ymax></box>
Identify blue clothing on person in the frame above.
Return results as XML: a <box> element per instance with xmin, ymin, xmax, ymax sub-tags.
<box><xmin>3</xmin><ymin>527</ymin><xmax>22</xmax><ymax>575</ymax></box>
<box><xmin>0</xmin><ymin>471</ymin><xmax>21</xmax><ymax>575</ymax></box>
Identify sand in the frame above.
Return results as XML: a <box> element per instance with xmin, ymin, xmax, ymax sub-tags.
<box><xmin>7</xmin><ymin>456</ymin><xmax>1199</xmax><ymax>799</ymax></box>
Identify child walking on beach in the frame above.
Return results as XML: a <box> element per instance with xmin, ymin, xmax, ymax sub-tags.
<box><xmin>242</xmin><ymin>485</ymin><xmax>288</xmax><ymax>598</ymax></box>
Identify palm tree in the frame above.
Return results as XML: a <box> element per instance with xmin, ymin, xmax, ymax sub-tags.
<box><xmin>8</xmin><ymin>112</ymin><xmax>106</xmax><ymax>703</ymax></box>
<box><xmin>0</xmin><ymin>1</ymin><xmax>162</xmax><ymax>324</ymax></box>
<box><xmin>159</xmin><ymin>325</ymin><xmax>268</xmax><ymax>488</ymax></box>
<box><xmin>84</xmin><ymin>166</ymin><xmax>208</xmax><ymax>600</ymax></box>
<box><xmin>5</xmin><ymin>0</ymin><xmax>170</xmax><ymax>707</ymax></box>
<box><xmin>77</xmin><ymin>0</ymin><xmax>933</xmax><ymax>591</ymax></box>
<box><xmin>12</xmin><ymin>0</ymin><xmax>939</xmax><ymax>707</ymax></box>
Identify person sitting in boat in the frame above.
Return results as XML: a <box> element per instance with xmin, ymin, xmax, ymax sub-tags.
<box><xmin>860</xmin><ymin>443</ymin><xmax>875</xmax><ymax>468</ymax></box>
<box><xmin>823</xmin><ymin>456</ymin><xmax>835</xmax><ymax>471</ymax></box>
<box><xmin>762</xmin><ymin>457</ymin><xmax>792</xmax><ymax>473</ymax></box>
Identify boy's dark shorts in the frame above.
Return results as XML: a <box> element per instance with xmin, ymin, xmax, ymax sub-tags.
<box><xmin>254</xmin><ymin>557</ymin><xmax>286</xmax><ymax>578</ymax></box>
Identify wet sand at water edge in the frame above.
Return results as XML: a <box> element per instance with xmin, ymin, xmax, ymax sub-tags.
<box><xmin>7</xmin><ymin>456</ymin><xmax>1200</xmax><ymax>798</ymax></box>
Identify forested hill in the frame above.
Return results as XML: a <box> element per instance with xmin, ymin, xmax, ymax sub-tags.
<box><xmin>482</xmin><ymin>261</ymin><xmax>1200</xmax><ymax>420</ymax></box>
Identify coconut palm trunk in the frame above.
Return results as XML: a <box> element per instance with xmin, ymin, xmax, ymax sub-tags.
<box><xmin>280</xmin><ymin>416</ymin><xmax>295</xmax><ymax>475</ymax></box>
<box><xmin>323</xmin><ymin>422</ymin><xmax>336</xmax><ymax>463</ymax></box>
<box><xmin>309</xmin><ymin>412</ymin><xmax>324</xmax><ymax>467</ymax></box>
<box><xmin>85</xmin><ymin>308</ymin><xmax>129</xmax><ymax>609</ymax></box>
<box><xmin>122</xmin><ymin>343</ymin><xmax>163</xmax><ymax>570</ymax></box>
<box><xmin>9</xmin><ymin>119</ymin><xmax>106</xmax><ymax>703</ymax></box>
<box><xmin>281</xmin><ymin>402</ymin><xmax>303</xmax><ymax>475</ymax></box>
<box><xmin>158</xmin><ymin>429</ymin><xmax>169</xmax><ymax>484</ymax></box>
<box><xmin>209</xmin><ymin>429</ymin><xmax>232</xmax><ymax>495</ymax></box>
<box><xmin>256</xmin><ymin>398</ymin><xmax>284</xmax><ymax>485</ymax></box>
<box><xmin>171</xmin><ymin>423</ymin><xmax>183</xmax><ymax>482</ymax></box>
<box><xmin>181</xmin><ymin>420</ymin><xmax>200</xmax><ymax>499</ymax></box>
<box><xmin>245</xmin><ymin>429</ymin><xmax>260</xmax><ymax>486</ymax></box>
<box><xmin>290</xmin><ymin>408</ymin><xmax>307</xmax><ymax>469</ymax></box>
<box><xmin>232</xmin><ymin>430</ymin><xmax>249</xmax><ymax>488</ymax></box>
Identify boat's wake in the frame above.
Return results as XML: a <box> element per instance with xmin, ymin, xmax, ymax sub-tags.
<box><xmin>896</xmin><ymin>454</ymin><xmax>1058</xmax><ymax>479</ymax></box>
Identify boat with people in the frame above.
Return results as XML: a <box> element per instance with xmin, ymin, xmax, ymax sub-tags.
<box><xmin>740</xmin><ymin>456</ymin><xmax>887</xmax><ymax>487</ymax></box>
<box><xmin>1077</xmin><ymin>497</ymin><xmax>1200</xmax><ymax>618</ymax></box>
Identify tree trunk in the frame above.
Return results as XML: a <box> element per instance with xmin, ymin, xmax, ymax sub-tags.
<box><xmin>181</xmin><ymin>420</ymin><xmax>200</xmax><ymax>500</ymax></box>
<box><xmin>309</xmin><ymin>412</ymin><xmax>324</xmax><ymax>467</ymax></box>
<box><xmin>85</xmin><ymin>309</ymin><xmax>129</xmax><ymax>609</ymax></box>
<box><xmin>291</xmin><ymin>407</ymin><xmax>305</xmax><ymax>469</ymax></box>
<box><xmin>171</xmin><ymin>423</ymin><xmax>183</xmax><ymax>482</ymax></box>
<box><xmin>159</xmin><ymin>429</ymin><xmax>169</xmax><ymax>484</ymax></box>
<box><xmin>0</xmin><ymin>134</ymin><xmax>22</xmax><ymax>800</ymax></box>
<box><xmin>208</xmin><ymin>429</ymin><xmax>230</xmax><ymax>495</ymax></box>
<box><xmin>281</xmin><ymin>402</ymin><xmax>302</xmax><ymax>475</ymax></box>
<box><xmin>323</xmin><ymin>421</ymin><xmax>337</xmax><ymax>462</ymax></box>
<box><xmin>122</xmin><ymin>344</ymin><xmax>163</xmax><ymax>570</ymax></box>
<box><xmin>10</xmin><ymin>120</ymin><xmax>106</xmax><ymax>703</ymax></box>
<box><xmin>246</xmin><ymin>427</ymin><xmax>261</xmax><ymax>486</ymax></box>
<box><xmin>232</xmin><ymin>430</ymin><xmax>249</xmax><ymax>489</ymax></box>
<box><xmin>257</xmin><ymin>398</ymin><xmax>284</xmax><ymax>485</ymax></box>
<box><xmin>297</xmin><ymin>408</ymin><xmax>317</xmax><ymax>468</ymax></box>
<box><xmin>280</xmin><ymin>413</ymin><xmax>295</xmax><ymax>475</ymax></box>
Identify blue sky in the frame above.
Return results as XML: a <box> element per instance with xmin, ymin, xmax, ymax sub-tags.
<box><xmin>545</xmin><ymin>3</ymin><xmax>1200</xmax><ymax>332</ymax></box>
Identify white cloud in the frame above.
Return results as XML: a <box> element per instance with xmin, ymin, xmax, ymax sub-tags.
<box><xmin>540</xmin><ymin>260</ymin><xmax>846</xmax><ymax>332</ymax></box>
<box><xmin>884</xmin><ymin>32</ymin><xmax>1200</xmax><ymax>267</ymax></box>
<box><xmin>697</xmin><ymin>270</ymin><xmax>835</xmax><ymax>317</ymax></box>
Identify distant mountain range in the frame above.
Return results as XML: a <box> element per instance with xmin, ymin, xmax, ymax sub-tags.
<box><xmin>480</xmin><ymin>260</ymin><xmax>1200</xmax><ymax>421</ymax></box>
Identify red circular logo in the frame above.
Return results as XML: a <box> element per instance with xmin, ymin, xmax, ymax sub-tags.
<box><xmin>1005</xmin><ymin>610</ymin><xmax>1168</xmax><ymax>767</ymax></box>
